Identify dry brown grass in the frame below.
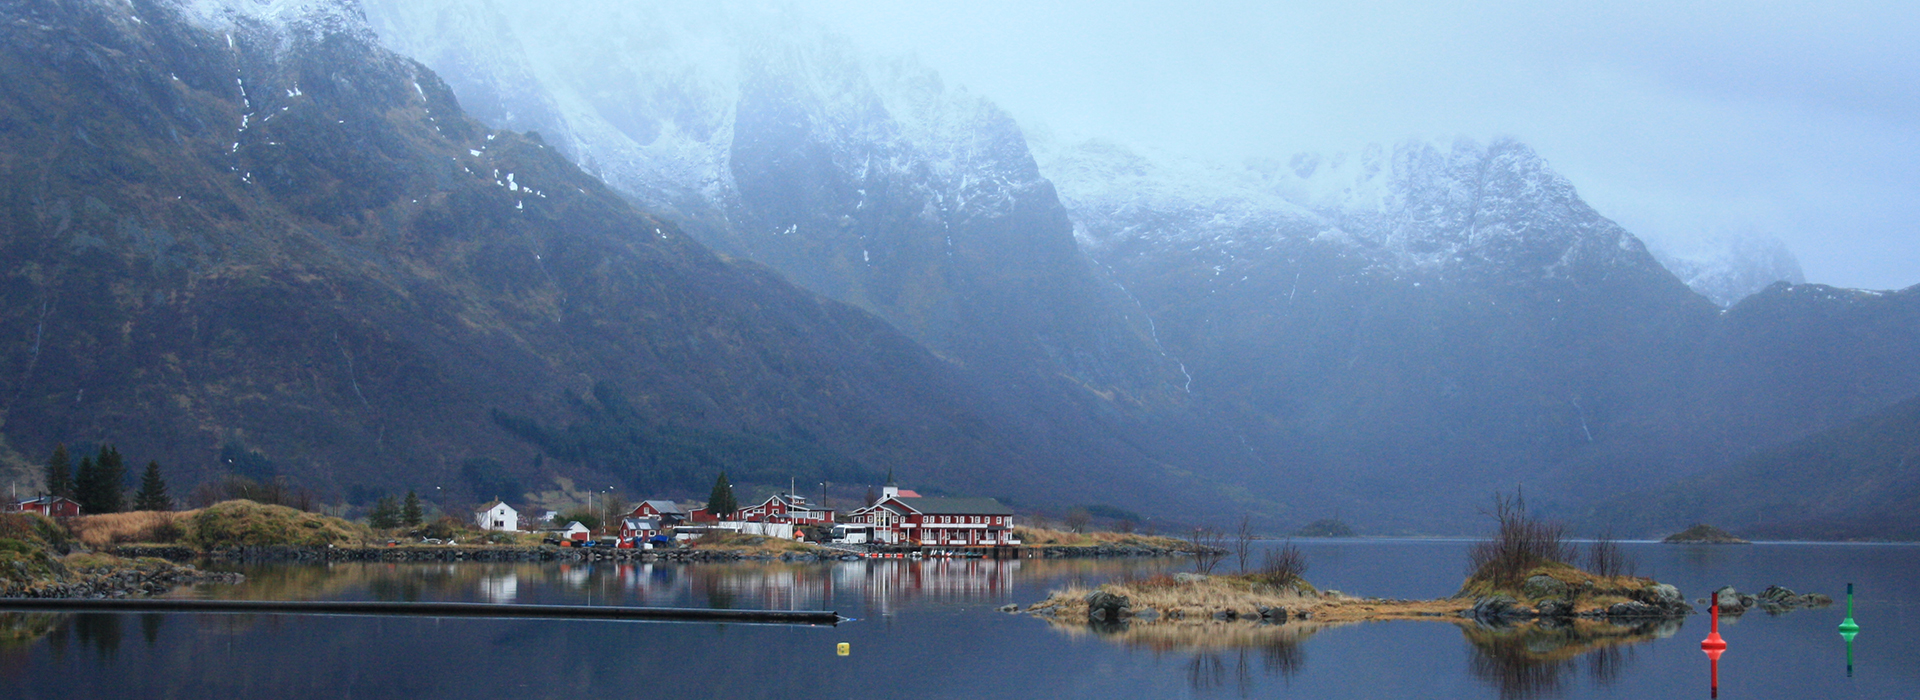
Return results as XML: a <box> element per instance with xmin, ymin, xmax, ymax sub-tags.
<box><xmin>1013</xmin><ymin>526</ymin><xmax>1194</xmax><ymax>551</ymax></box>
<box><xmin>1034</xmin><ymin>574</ymin><xmax>1323</xmax><ymax>622</ymax></box>
<box><xmin>1456</xmin><ymin>560</ymin><xmax>1655</xmax><ymax>608</ymax></box>
<box><xmin>65</xmin><ymin>510</ymin><xmax>192</xmax><ymax>547</ymax></box>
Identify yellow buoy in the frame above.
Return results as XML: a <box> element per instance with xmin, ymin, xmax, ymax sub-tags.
<box><xmin>836</xmin><ymin>642</ymin><xmax>850</xmax><ymax>657</ymax></box>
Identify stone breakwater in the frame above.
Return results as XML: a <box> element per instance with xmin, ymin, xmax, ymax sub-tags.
<box><xmin>2</xmin><ymin>562</ymin><xmax>245</xmax><ymax>599</ymax></box>
<box><xmin>112</xmin><ymin>545</ymin><xmax>859</xmax><ymax>564</ymax></box>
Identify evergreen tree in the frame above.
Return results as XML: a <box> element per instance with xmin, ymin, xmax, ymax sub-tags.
<box><xmin>72</xmin><ymin>455</ymin><xmax>99</xmax><ymax>513</ymax></box>
<box><xmin>44</xmin><ymin>444</ymin><xmax>73</xmax><ymax>499</ymax></box>
<box><xmin>368</xmin><ymin>496</ymin><xmax>401</xmax><ymax>529</ymax></box>
<box><xmin>706</xmin><ymin>472</ymin><xmax>737</xmax><ymax>518</ymax></box>
<box><xmin>90</xmin><ymin>445</ymin><xmax>126</xmax><ymax>514</ymax></box>
<box><xmin>133</xmin><ymin>461</ymin><xmax>170</xmax><ymax>511</ymax></box>
<box><xmin>400</xmin><ymin>490</ymin><xmax>423</xmax><ymax>527</ymax></box>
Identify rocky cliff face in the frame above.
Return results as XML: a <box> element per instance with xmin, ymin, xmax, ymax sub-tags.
<box><xmin>0</xmin><ymin>0</ymin><xmax>1230</xmax><ymax>510</ymax></box>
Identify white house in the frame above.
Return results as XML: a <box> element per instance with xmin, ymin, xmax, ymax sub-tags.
<box><xmin>474</xmin><ymin>500</ymin><xmax>519</xmax><ymax>532</ymax></box>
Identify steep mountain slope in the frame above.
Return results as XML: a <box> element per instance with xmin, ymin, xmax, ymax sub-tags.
<box><xmin>1602</xmin><ymin>392</ymin><xmax>1920</xmax><ymax>540</ymax></box>
<box><xmin>0</xmin><ymin>0</ymin><xmax>1215</xmax><ymax>509</ymax></box>
<box><xmin>1041</xmin><ymin>138</ymin><xmax>1920</xmax><ymax>532</ymax></box>
<box><xmin>361</xmin><ymin>0</ymin><xmax>1265</xmax><ymax>508</ymax></box>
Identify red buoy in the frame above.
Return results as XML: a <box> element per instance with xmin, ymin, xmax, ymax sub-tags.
<box><xmin>1701</xmin><ymin>602</ymin><xmax>1727</xmax><ymax>697</ymax></box>
<box><xmin>1701</xmin><ymin>602</ymin><xmax>1728</xmax><ymax>651</ymax></box>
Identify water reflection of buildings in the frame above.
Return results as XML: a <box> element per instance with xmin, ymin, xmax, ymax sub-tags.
<box><xmin>580</xmin><ymin>558</ymin><xmax>1022</xmax><ymax>613</ymax></box>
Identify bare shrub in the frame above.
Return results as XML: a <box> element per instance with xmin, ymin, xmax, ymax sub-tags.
<box><xmin>1585</xmin><ymin>531</ymin><xmax>1636</xmax><ymax>579</ymax></box>
<box><xmin>1187</xmin><ymin>526</ymin><xmax>1227</xmax><ymax>574</ymax></box>
<box><xmin>1465</xmin><ymin>490</ymin><xmax>1576</xmax><ymax>589</ymax></box>
<box><xmin>1064</xmin><ymin>507</ymin><xmax>1091</xmax><ymax>533</ymax></box>
<box><xmin>1252</xmin><ymin>540</ymin><xmax>1308</xmax><ymax>587</ymax></box>
<box><xmin>1234</xmin><ymin>516</ymin><xmax>1256</xmax><ymax>574</ymax></box>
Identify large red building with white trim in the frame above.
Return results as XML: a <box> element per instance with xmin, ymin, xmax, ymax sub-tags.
<box><xmin>847</xmin><ymin>486</ymin><xmax>1017</xmax><ymax>548</ymax></box>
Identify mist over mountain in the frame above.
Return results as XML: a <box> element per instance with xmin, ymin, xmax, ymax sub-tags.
<box><xmin>4</xmin><ymin>0</ymin><xmax>1913</xmax><ymax>536</ymax></box>
<box><xmin>0</xmin><ymin>0</ymin><xmax>1246</xmax><ymax>514</ymax></box>
<box><xmin>1039</xmin><ymin>137</ymin><xmax>1920</xmax><ymax>532</ymax></box>
<box><xmin>1646</xmin><ymin>231</ymin><xmax>1807</xmax><ymax>307</ymax></box>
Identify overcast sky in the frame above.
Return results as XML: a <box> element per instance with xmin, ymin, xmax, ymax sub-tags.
<box><xmin>815</xmin><ymin>1</ymin><xmax>1918</xmax><ymax>290</ymax></box>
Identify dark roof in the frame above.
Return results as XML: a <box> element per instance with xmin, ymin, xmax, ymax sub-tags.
<box><xmin>898</xmin><ymin>497</ymin><xmax>1013</xmax><ymax>516</ymax></box>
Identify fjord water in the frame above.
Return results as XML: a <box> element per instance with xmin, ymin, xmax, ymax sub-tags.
<box><xmin>3</xmin><ymin>541</ymin><xmax>1911</xmax><ymax>699</ymax></box>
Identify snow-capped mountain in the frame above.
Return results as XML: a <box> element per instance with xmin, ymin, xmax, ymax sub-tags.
<box><xmin>1041</xmin><ymin>136</ymin><xmax>1660</xmax><ymax>282</ymax></box>
<box><xmin>1648</xmin><ymin>231</ymin><xmax>1807</xmax><ymax>307</ymax></box>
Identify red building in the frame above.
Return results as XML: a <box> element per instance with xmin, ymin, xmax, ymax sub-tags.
<box><xmin>848</xmin><ymin>486</ymin><xmax>1016</xmax><ymax>548</ymax></box>
<box><xmin>9</xmin><ymin>495</ymin><xmax>81</xmax><ymax>518</ymax></box>
<box><xmin>737</xmin><ymin>493</ymin><xmax>834</xmax><ymax>525</ymax></box>
<box><xmin>616</xmin><ymin>500</ymin><xmax>694</xmax><ymax>543</ymax></box>
<box><xmin>625</xmin><ymin>500</ymin><xmax>690</xmax><ymax>525</ymax></box>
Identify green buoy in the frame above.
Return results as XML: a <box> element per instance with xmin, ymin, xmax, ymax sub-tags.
<box><xmin>1838</xmin><ymin>582</ymin><xmax>1859</xmax><ymax>678</ymax></box>
<box><xmin>1838</xmin><ymin>582</ymin><xmax>1860</xmax><ymax>634</ymax></box>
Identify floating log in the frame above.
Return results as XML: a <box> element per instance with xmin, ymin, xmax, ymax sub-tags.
<box><xmin>0</xmin><ymin>598</ymin><xmax>839</xmax><ymax>625</ymax></box>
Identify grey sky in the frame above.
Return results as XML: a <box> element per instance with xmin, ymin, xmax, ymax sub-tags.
<box><xmin>815</xmin><ymin>1</ymin><xmax>1919</xmax><ymax>290</ymax></box>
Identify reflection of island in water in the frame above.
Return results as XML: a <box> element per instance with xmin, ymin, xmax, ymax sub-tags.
<box><xmin>1043</xmin><ymin>615</ymin><xmax>1326</xmax><ymax>694</ymax></box>
<box><xmin>1462</xmin><ymin>618</ymin><xmax>1678</xmax><ymax>700</ymax></box>
<box><xmin>1044</xmin><ymin>612</ymin><xmax>1674</xmax><ymax>698</ymax></box>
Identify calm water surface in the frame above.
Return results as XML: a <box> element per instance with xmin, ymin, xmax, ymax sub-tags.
<box><xmin>3</xmin><ymin>540</ymin><xmax>1912</xmax><ymax>699</ymax></box>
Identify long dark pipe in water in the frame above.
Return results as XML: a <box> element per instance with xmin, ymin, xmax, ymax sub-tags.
<box><xmin>0</xmin><ymin>598</ymin><xmax>840</xmax><ymax>625</ymax></box>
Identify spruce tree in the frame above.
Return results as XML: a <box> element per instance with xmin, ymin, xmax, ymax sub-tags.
<box><xmin>706</xmin><ymin>472</ymin><xmax>737</xmax><ymax>518</ymax></box>
<box><xmin>401</xmin><ymin>490</ymin><xmax>423</xmax><ymax>527</ymax></box>
<box><xmin>91</xmin><ymin>445</ymin><xmax>126</xmax><ymax>514</ymax></box>
<box><xmin>44</xmin><ymin>444</ymin><xmax>73</xmax><ymax>499</ymax></box>
<box><xmin>72</xmin><ymin>455</ymin><xmax>99</xmax><ymax>513</ymax></box>
<box><xmin>368</xmin><ymin>496</ymin><xmax>401</xmax><ymax>529</ymax></box>
<box><xmin>134</xmin><ymin>461</ymin><xmax>170</xmax><ymax>511</ymax></box>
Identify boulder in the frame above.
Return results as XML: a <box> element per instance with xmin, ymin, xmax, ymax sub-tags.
<box><xmin>1522</xmin><ymin>575</ymin><xmax>1569</xmax><ymax>601</ymax></box>
<box><xmin>1085</xmin><ymin>590</ymin><xmax>1131</xmax><ymax>621</ymax></box>
<box><xmin>997</xmin><ymin>603</ymin><xmax>1019</xmax><ymax>613</ymax></box>
<box><xmin>1173</xmin><ymin>573</ymin><xmax>1210</xmax><ymax>584</ymax></box>
<box><xmin>1607</xmin><ymin>601</ymin><xmax>1657</xmax><ymax>617</ymax></box>
<box><xmin>1712</xmin><ymin>586</ymin><xmax>1748</xmax><ymax>615</ymax></box>
<box><xmin>1468</xmin><ymin>595</ymin><xmax>1527</xmax><ymax>622</ymax></box>
<box><xmin>1258</xmin><ymin>606</ymin><xmax>1289</xmax><ymax>623</ymax></box>
<box><xmin>1212</xmin><ymin>609</ymin><xmax>1238</xmax><ymax>621</ymax></box>
<box><xmin>1535</xmin><ymin>598</ymin><xmax>1573</xmax><ymax>618</ymax></box>
<box><xmin>1133</xmin><ymin>608</ymin><xmax>1160</xmax><ymax>621</ymax></box>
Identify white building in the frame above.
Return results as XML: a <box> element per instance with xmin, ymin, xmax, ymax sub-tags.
<box><xmin>474</xmin><ymin>500</ymin><xmax>519</xmax><ymax>531</ymax></box>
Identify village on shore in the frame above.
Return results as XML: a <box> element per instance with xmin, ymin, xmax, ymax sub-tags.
<box><xmin>479</xmin><ymin>481</ymin><xmax>1029</xmax><ymax>558</ymax></box>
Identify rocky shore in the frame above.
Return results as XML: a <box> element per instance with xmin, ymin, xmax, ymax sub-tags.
<box><xmin>1</xmin><ymin>558</ymin><xmax>244</xmax><ymax>599</ymax></box>
<box><xmin>1463</xmin><ymin>574</ymin><xmax>1694</xmax><ymax>622</ymax></box>
<box><xmin>1701</xmin><ymin>584</ymin><xmax>1831</xmax><ymax>614</ymax></box>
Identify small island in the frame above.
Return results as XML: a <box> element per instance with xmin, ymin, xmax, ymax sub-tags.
<box><xmin>1661</xmin><ymin>524</ymin><xmax>1751</xmax><ymax>544</ymax></box>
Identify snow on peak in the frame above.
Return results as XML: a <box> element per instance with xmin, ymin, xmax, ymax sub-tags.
<box><xmin>361</xmin><ymin>0</ymin><xmax>1033</xmax><ymax>222</ymax></box>
<box><xmin>180</xmin><ymin>0</ymin><xmax>370</xmax><ymax>40</ymax></box>
<box><xmin>1042</xmin><ymin>136</ymin><xmax>1646</xmax><ymax>277</ymax></box>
